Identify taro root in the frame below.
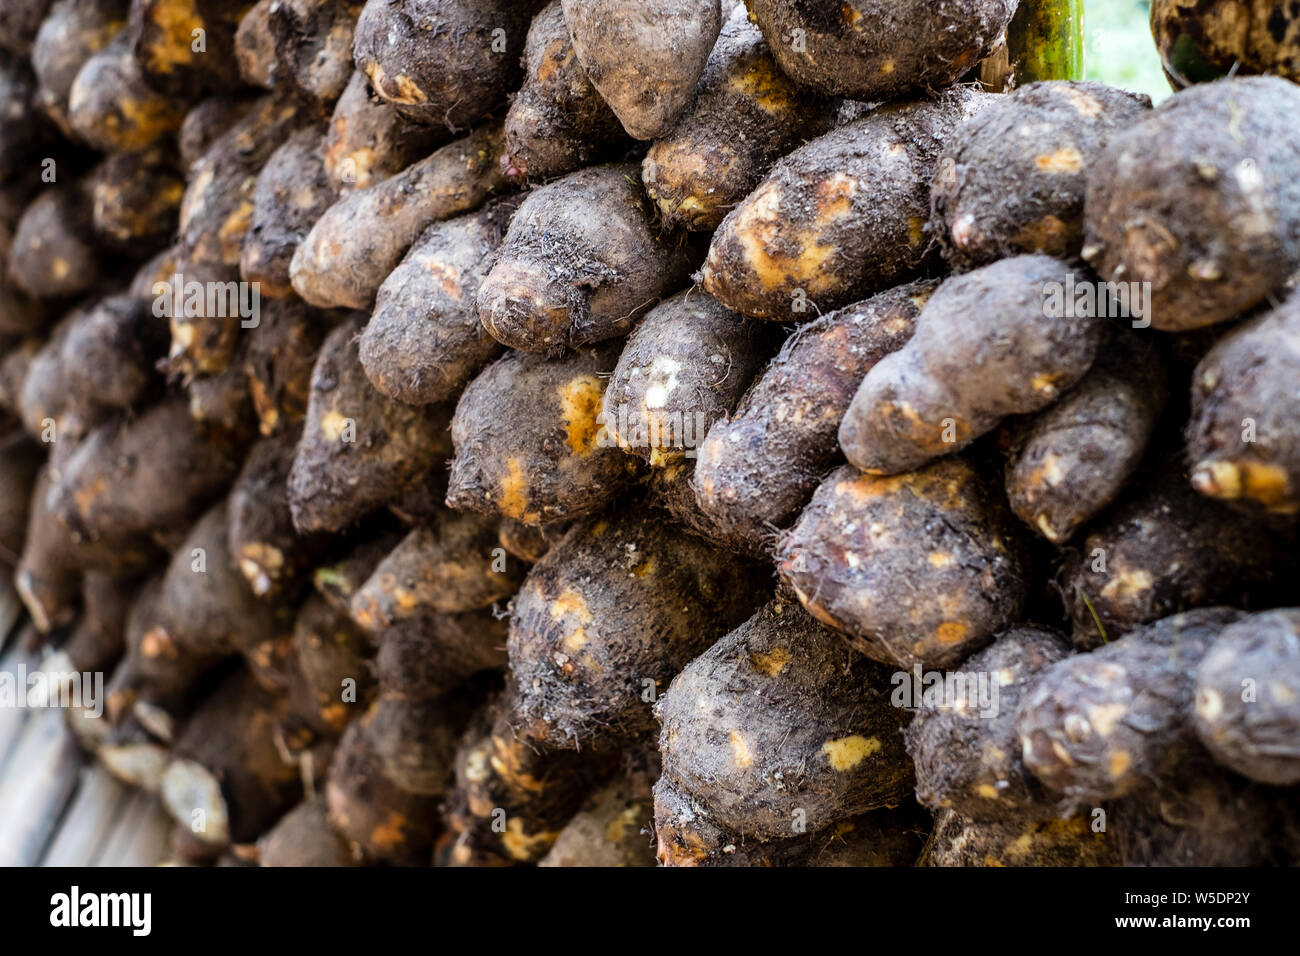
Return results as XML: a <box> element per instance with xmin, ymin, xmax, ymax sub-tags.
<box><xmin>1083</xmin><ymin>76</ymin><xmax>1300</xmax><ymax>331</ymax></box>
<box><xmin>931</xmin><ymin>80</ymin><xmax>1151</xmax><ymax>270</ymax></box>
<box><xmin>777</xmin><ymin>460</ymin><xmax>1029</xmax><ymax>670</ymax></box>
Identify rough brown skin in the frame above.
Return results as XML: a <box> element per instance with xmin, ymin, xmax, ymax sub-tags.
<box><xmin>1059</xmin><ymin>465</ymin><xmax>1282</xmax><ymax>649</ymax></box>
<box><xmin>179</xmin><ymin>94</ymin><xmax>313</xmax><ymax>272</ymax></box>
<box><xmin>258</xmin><ymin>796</ymin><xmax>359</xmax><ymax>866</ymax></box>
<box><xmin>0</xmin><ymin>54</ymin><xmax>55</xmax><ymax>183</ymax></box>
<box><xmin>746</xmin><ymin>0</ymin><xmax>1014</xmax><ymax>100</ymax></box>
<box><xmin>322</xmin><ymin>70</ymin><xmax>444</xmax><ymax>194</ymax></box>
<box><xmin>241</xmin><ymin>296</ymin><xmax>330</xmax><ymax>438</ymax></box>
<box><xmin>60</xmin><ymin>292</ymin><xmax>166</xmax><ymax>415</ymax></box>
<box><xmin>351</xmin><ymin>513</ymin><xmax>525</xmax><ymax>627</ymax></box>
<box><xmin>601</xmin><ymin>290</ymin><xmax>773</xmax><ymax>467</ymax></box>
<box><xmin>291</xmin><ymin>122</ymin><xmax>507</xmax><ymax>310</ymax></box>
<box><xmin>497</xmin><ymin>518</ymin><xmax>557</xmax><ymax>563</ymax></box>
<box><xmin>67</xmin><ymin>30</ymin><xmax>187</xmax><ymax>151</ymax></box>
<box><xmin>229</xmin><ymin>430</ymin><xmax>328</xmax><ymax>598</ymax></box>
<box><xmin>658</xmin><ymin>596</ymin><xmax>914</xmax><ymax>841</ymax></box>
<box><xmin>0</xmin><ymin>339</ymin><xmax>40</xmax><ymax>412</ymax></box>
<box><xmin>644</xmin><ymin>455</ymin><xmax>735</xmax><ymax>551</ymax></box>
<box><xmin>14</xmin><ymin>469</ymin><xmax>82</xmax><ymax>633</ymax></box>
<box><xmin>313</xmin><ymin>530</ymin><xmax>401</xmax><ymax>615</ymax></box>
<box><xmin>241</xmin><ymin>124</ymin><xmax>337</xmax><ymax>300</ymax></box>
<box><xmin>922</xmin><ymin>808</ymin><xmax>1119</xmax><ymax>866</ymax></box>
<box><xmin>932</xmin><ymin>81</ymin><xmax>1151</xmax><ymax>270</ymax></box>
<box><xmin>700</xmin><ymin>87</ymin><xmax>987</xmax><ymax>321</ymax></box>
<box><xmin>477</xmin><ymin>163</ymin><xmax>699</xmax><ymax>352</ymax></box>
<box><xmin>90</xmin><ymin>147</ymin><xmax>184</xmax><ymax>249</ymax></box>
<box><xmin>1151</xmin><ymin>0</ymin><xmax>1300</xmax><ymax>87</ymax></box>
<box><xmin>539</xmin><ymin>745</ymin><xmax>658</xmax><ymax>867</ymax></box>
<box><xmin>1084</xmin><ymin>76</ymin><xmax>1300</xmax><ymax>331</ymax></box>
<box><xmin>507</xmin><ymin>510</ymin><xmax>763</xmax><ymax>748</ymax></box>
<box><xmin>364</xmin><ymin>685</ymin><xmax>482</xmax><ymax>800</ymax></box>
<box><xmin>1002</xmin><ymin>328</ymin><xmax>1166</xmax><ymax>544</ymax></box>
<box><xmin>1193</xmin><ymin>609</ymin><xmax>1300</xmax><ymax>785</ymax></box>
<box><xmin>268</xmin><ymin>0</ymin><xmax>363</xmax><ymax>105</ymax></box>
<box><xmin>98</xmin><ymin>572</ymin><xmax>209</xmax><ymax>736</ymax></box>
<box><xmin>0</xmin><ymin>0</ymin><xmax>52</xmax><ymax>56</ymax></box>
<box><xmin>164</xmin><ymin>251</ymin><xmax>249</xmax><ymax>375</ymax></box>
<box><xmin>0</xmin><ymin>286</ymin><xmax>50</xmax><ymax>338</ymax></box>
<box><xmin>440</xmin><ymin>699</ymin><xmax>616</xmax><ymax>866</ymax></box>
<box><xmin>128</xmin><ymin>0</ymin><xmax>244</xmax><ymax>98</ymax></box>
<box><xmin>446</xmin><ymin>343</ymin><xmax>643</xmax><ymax>525</ymax></box>
<box><xmin>31</xmin><ymin>0</ymin><xmax>126</xmax><ymax>137</ymax></box>
<box><xmin>654</xmin><ymin>777</ymin><xmax>926</xmax><ymax>867</ymax></box>
<box><xmin>693</xmin><ymin>279</ymin><xmax>934</xmax><ymax>556</ymax></box>
<box><xmin>502</xmin><ymin>1</ymin><xmax>625</xmax><ymax>183</ymax></box>
<box><xmin>289</xmin><ymin>316</ymin><xmax>453</xmax><ymax>533</ymax></box>
<box><xmin>641</xmin><ymin>3</ymin><xmax>834</xmax><ymax>232</ymax></box>
<box><xmin>292</xmin><ymin>592</ymin><xmax>375</xmax><ymax>735</ymax></box>
<box><xmin>1016</xmin><ymin>607</ymin><xmax>1244</xmax><ymax>805</ymax></box>
<box><xmin>777</xmin><ymin>460</ymin><xmax>1029</xmax><ymax>670</ymax></box>
<box><xmin>161</xmin><ymin>670</ymin><xmax>303</xmax><ymax>847</ymax></box>
<box><xmin>46</xmin><ymin>397</ymin><xmax>247</xmax><ymax>547</ymax></box>
<box><xmin>18</xmin><ymin>309</ymin><xmax>87</xmax><ymax>441</ymax></box>
<box><xmin>1112</xmin><ymin>759</ymin><xmax>1284</xmax><ymax>866</ymax></box>
<box><xmin>352</xmin><ymin>0</ymin><xmax>544</xmax><ymax>129</ymax></box>
<box><xmin>0</xmin><ymin>429</ymin><xmax>41</xmax><ymax>566</ymax></box>
<box><xmin>325</xmin><ymin>714</ymin><xmax>442</xmax><ymax>864</ymax></box>
<box><xmin>235</xmin><ymin>0</ymin><xmax>277</xmax><ymax>88</ymax></box>
<box><xmin>359</xmin><ymin>198</ymin><xmax>517</xmax><ymax>406</ymax></box>
<box><xmin>184</xmin><ymin>340</ymin><xmax>258</xmax><ymax>435</ymax></box>
<box><xmin>55</xmin><ymin>571</ymin><xmax>137</xmax><ymax>679</ymax></box>
<box><xmin>178</xmin><ymin>95</ymin><xmax>254</xmax><ymax>172</ymax></box>
<box><xmin>561</xmin><ymin>0</ymin><xmax>721</xmax><ymax>141</ymax></box>
<box><xmin>372</xmin><ymin>609</ymin><xmax>508</xmax><ymax>703</ymax></box>
<box><xmin>7</xmin><ymin>185</ymin><xmax>101</xmax><ymax>300</ymax></box>
<box><xmin>904</xmin><ymin>627</ymin><xmax>1072</xmax><ymax>822</ymax></box>
<box><xmin>839</xmin><ymin>255</ymin><xmax>1105</xmax><ymax>476</ymax></box>
<box><xmin>1186</xmin><ymin>295</ymin><xmax>1300</xmax><ymax>514</ymax></box>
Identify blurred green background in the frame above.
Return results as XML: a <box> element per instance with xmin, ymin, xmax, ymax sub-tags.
<box><xmin>1084</xmin><ymin>0</ymin><xmax>1170</xmax><ymax>101</ymax></box>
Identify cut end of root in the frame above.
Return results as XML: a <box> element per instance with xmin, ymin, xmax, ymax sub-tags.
<box><xmin>161</xmin><ymin>758</ymin><xmax>231</xmax><ymax>847</ymax></box>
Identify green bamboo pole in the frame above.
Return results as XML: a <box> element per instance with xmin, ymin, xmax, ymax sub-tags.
<box><xmin>981</xmin><ymin>0</ymin><xmax>1084</xmax><ymax>91</ymax></box>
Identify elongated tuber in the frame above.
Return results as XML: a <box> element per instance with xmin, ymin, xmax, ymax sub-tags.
<box><xmin>839</xmin><ymin>255</ymin><xmax>1104</xmax><ymax>475</ymax></box>
<box><xmin>693</xmin><ymin>279</ymin><xmax>933</xmax><ymax>555</ymax></box>
<box><xmin>701</xmin><ymin>87</ymin><xmax>986</xmax><ymax>320</ymax></box>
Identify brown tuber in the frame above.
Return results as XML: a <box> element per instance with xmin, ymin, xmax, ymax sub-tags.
<box><xmin>289</xmin><ymin>316</ymin><xmax>453</xmax><ymax>533</ymax></box>
<box><xmin>476</xmin><ymin>162</ymin><xmax>698</xmax><ymax>352</ymax></box>
<box><xmin>1193</xmin><ymin>609</ymin><xmax>1300</xmax><ymax>785</ymax></box>
<box><xmin>692</xmin><ymin>279</ymin><xmax>934</xmax><ymax>556</ymax></box>
<box><xmin>1015</xmin><ymin>607</ymin><xmax>1244</xmax><ymax>805</ymax></box>
<box><xmin>839</xmin><ymin>255</ymin><xmax>1105</xmax><ymax>476</ymax></box>
<box><xmin>1083</xmin><ymin>76</ymin><xmax>1300</xmax><ymax>331</ymax></box>
<box><xmin>700</xmin><ymin>87</ymin><xmax>986</xmax><ymax>321</ymax></box>
<box><xmin>657</xmin><ymin>596</ymin><xmax>914</xmax><ymax>842</ymax></box>
<box><xmin>777</xmin><ymin>459</ymin><xmax>1029</xmax><ymax>670</ymax></box>
<box><xmin>932</xmin><ymin>80</ymin><xmax>1151</xmax><ymax>270</ymax></box>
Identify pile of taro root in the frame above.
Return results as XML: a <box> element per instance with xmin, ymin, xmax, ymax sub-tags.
<box><xmin>0</xmin><ymin>0</ymin><xmax>1298</xmax><ymax>867</ymax></box>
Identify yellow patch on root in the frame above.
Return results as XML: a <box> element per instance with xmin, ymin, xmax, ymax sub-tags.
<box><xmin>729</xmin><ymin>731</ymin><xmax>754</xmax><ymax>768</ymax></box>
<box><xmin>1034</xmin><ymin>147</ymin><xmax>1084</xmax><ymax>174</ymax></box>
<box><xmin>558</xmin><ymin>375</ymin><xmax>605</xmax><ymax>456</ymax></box>
<box><xmin>748</xmin><ymin>646</ymin><xmax>791</xmax><ymax>677</ymax></box>
<box><xmin>821</xmin><ymin>735</ymin><xmax>881</xmax><ymax>771</ymax></box>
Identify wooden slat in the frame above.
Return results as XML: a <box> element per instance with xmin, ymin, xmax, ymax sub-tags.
<box><xmin>0</xmin><ymin>708</ymin><xmax>84</xmax><ymax>866</ymax></box>
<box><xmin>41</xmin><ymin>765</ymin><xmax>133</xmax><ymax>867</ymax></box>
<box><xmin>0</xmin><ymin>634</ymin><xmax>42</xmax><ymax>776</ymax></box>
<box><xmin>94</xmin><ymin>792</ymin><xmax>172</xmax><ymax>867</ymax></box>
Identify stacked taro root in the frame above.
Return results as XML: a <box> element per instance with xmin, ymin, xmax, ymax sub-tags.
<box><xmin>1</xmin><ymin>0</ymin><xmax>1298</xmax><ymax>867</ymax></box>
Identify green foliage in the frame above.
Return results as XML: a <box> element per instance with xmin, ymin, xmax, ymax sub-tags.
<box><xmin>1084</xmin><ymin>0</ymin><xmax>1170</xmax><ymax>102</ymax></box>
